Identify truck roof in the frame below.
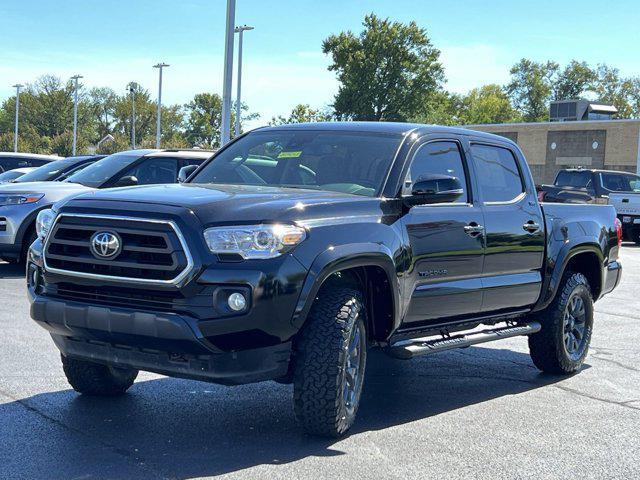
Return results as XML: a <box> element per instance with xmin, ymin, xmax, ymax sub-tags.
<box><xmin>259</xmin><ymin>121</ymin><xmax>516</xmax><ymax>145</ymax></box>
<box><xmin>560</xmin><ymin>168</ymin><xmax>639</xmax><ymax>176</ymax></box>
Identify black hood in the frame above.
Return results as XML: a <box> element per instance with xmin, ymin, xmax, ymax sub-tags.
<box><xmin>69</xmin><ymin>183</ymin><xmax>393</xmax><ymax>226</ymax></box>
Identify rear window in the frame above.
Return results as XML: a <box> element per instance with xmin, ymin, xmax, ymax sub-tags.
<box><xmin>555</xmin><ymin>171</ymin><xmax>593</xmax><ymax>188</ymax></box>
<box><xmin>471</xmin><ymin>144</ymin><xmax>524</xmax><ymax>203</ymax></box>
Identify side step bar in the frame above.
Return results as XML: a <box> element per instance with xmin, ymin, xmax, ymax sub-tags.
<box><xmin>388</xmin><ymin>321</ymin><xmax>541</xmax><ymax>359</ymax></box>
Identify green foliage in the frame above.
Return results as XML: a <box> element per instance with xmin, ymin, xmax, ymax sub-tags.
<box><xmin>323</xmin><ymin>14</ymin><xmax>444</xmax><ymax>121</ymax></box>
<box><xmin>553</xmin><ymin>61</ymin><xmax>597</xmax><ymax>101</ymax></box>
<box><xmin>184</xmin><ymin>93</ymin><xmax>258</xmax><ymax>148</ymax></box>
<box><xmin>506</xmin><ymin>59</ymin><xmax>559</xmax><ymax>122</ymax></box>
<box><xmin>270</xmin><ymin>104</ymin><xmax>331</xmax><ymax>125</ymax></box>
<box><xmin>458</xmin><ymin>85</ymin><xmax>521</xmax><ymax>125</ymax></box>
<box><xmin>0</xmin><ymin>75</ymin><xmax>257</xmax><ymax>154</ymax></box>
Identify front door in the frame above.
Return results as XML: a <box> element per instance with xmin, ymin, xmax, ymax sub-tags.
<box><xmin>469</xmin><ymin>142</ymin><xmax>545</xmax><ymax>312</ymax></box>
<box><xmin>401</xmin><ymin>139</ymin><xmax>485</xmax><ymax>327</ymax></box>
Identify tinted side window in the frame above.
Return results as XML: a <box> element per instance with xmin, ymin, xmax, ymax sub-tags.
<box><xmin>404</xmin><ymin>141</ymin><xmax>469</xmax><ymax>203</ymax></box>
<box><xmin>120</xmin><ymin>157</ymin><xmax>179</xmax><ymax>185</ymax></box>
<box><xmin>600</xmin><ymin>173</ymin><xmax>640</xmax><ymax>192</ymax></box>
<box><xmin>471</xmin><ymin>144</ymin><xmax>524</xmax><ymax>203</ymax></box>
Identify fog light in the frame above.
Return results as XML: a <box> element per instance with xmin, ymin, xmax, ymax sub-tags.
<box><xmin>228</xmin><ymin>292</ymin><xmax>247</xmax><ymax>312</ymax></box>
<box><xmin>28</xmin><ymin>264</ymin><xmax>40</xmax><ymax>290</ymax></box>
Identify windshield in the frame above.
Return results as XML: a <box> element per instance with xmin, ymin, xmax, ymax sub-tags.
<box><xmin>14</xmin><ymin>158</ymin><xmax>75</xmax><ymax>183</ymax></box>
<box><xmin>65</xmin><ymin>153</ymin><xmax>142</xmax><ymax>188</ymax></box>
<box><xmin>189</xmin><ymin>130</ymin><xmax>403</xmax><ymax>196</ymax></box>
<box><xmin>600</xmin><ymin>172</ymin><xmax>640</xmax><ymax>192</ymax></box>
<box><xmin>0</xmin><ymin>170</ymin><xmax>30</xmax><ymax>182</ymax></box>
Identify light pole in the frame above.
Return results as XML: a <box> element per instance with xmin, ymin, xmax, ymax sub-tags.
<box><xmin>127</xmin><ymin>82</ymin><xmax>138</xmax><ymax>149</ymax></box>
<box><xmin>234</xmin><ymin>25</ymin><xmax>254</xmax><ymax>137</ymax></box>
<box><xmin>220</xmin><ymin>0</ymin><xmax>236</xmax><ymax>146</ymax></box>
<box><xmin>153</xmin><ymin>63</ymin><xmax>169</xmax><ymax>149</ymax></box>
<box><xmin>12</xmin><ymin>84</ymin><xmax>23</xmax><ymax>153</ymax></box>
<box><xmin>71</xmin><ymin>75</ymin><xmax>83</xmax><ymax>155</ymax></box>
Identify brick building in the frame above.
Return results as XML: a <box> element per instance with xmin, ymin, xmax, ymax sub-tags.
<box><xmin>466</xmin><ymin>118</ymin><xmax>640</xmax><ymax>184</ymax></box>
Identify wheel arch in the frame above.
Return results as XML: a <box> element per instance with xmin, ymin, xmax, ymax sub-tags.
<box><xmin>291</xmin><ymin>243</ymin><xmax>401</xmax><ymax>342</ymax></box>
<box><xmin>534</xmin><ymin>239</ymin><xmax>605</xmax><ymax>311</ymax></box>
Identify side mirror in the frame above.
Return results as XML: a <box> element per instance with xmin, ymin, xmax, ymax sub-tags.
<box><xmin>178</xmin><ymin>165</ymin><xmax>198</xmax><ymax>183</ymax></box>
<box><xmin>113</xmin><ymin>175</ymin><xmax>138</xmax><ymax>187</ymax></box>
<box><xmin>407</xmin><ymin>174</ymin><xmax>464</xmax><ymax>206</ymax></box>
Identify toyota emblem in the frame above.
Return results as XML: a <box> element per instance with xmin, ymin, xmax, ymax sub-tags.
<box><xmin>90</xmin><ymin>231</ymin><xmax>122</xmax><ymax>259</ymax></box>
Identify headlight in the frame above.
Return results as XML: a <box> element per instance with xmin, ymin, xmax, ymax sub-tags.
<box><xmin>0</xmin><ymin>193</ymin><xmax>44</xmax><ymax>206</ymax></box>
<box><xmin>204</xmin><ymin>224</ymin><xmax>306</xmax><ymax>259</ymax></box>
<box><xmin>35</xmin><ymin>208</ymin><xmax>56</xmax><ymax>241</ymax></box>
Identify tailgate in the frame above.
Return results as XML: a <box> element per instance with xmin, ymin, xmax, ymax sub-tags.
<box><xmin>609</xmin><ymin>193</ymin><xmax>640</xmax><ymax>219</ymax></box>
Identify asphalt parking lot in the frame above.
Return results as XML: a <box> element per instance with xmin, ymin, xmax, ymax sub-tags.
<box><xmin>1</xmin><ymin>247</ymin><xmax>639</xmax><ymax>480</ymax></box>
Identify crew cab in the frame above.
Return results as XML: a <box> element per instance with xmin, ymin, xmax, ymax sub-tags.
<box><xmin>0</xmin><ymin>149</ymin><xmax>209</xmax><ymax>263</ymax></box>
<box><xmin>27</xmin><ymin>123</ymin><xmax>622</xmax><ymax>437</ymax></box>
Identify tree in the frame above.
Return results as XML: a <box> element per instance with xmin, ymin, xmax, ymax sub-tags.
<box><xmin>506</xmin><ymin>59</ymin><xmax>558</xmax><ymax>122</ymax></box>
<box><xmin>270</xmin><ymin>104</ymin><xmax>331</xmax><ymax>125</ymax></box>
<box><xmin>184</xmin><ymin>93</ymin><xmax>257</xmax><ymax>148</ymax></box>
<box><xmin>323</xmin><ymin>14</ymin><xmax>444</xmax><ymax>121</ymax></box>
<box><xmin>553</xmin><ymin>60</ymin><xmax>597</xmax><ymax>101</ymax></box>
<box><xmin>592</xmin><ymin>64</ymin><xmax>637</xmax><ymax>118</ymax></box>
<box><xmin>458</xmin><ymin>84</ymin><xmax>521</xmax><ymax>125</ymax></box>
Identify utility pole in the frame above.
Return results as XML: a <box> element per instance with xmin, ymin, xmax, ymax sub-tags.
<box><xmin>127</xmin><ymin>82</ymin><xmax>138</xmax><ymax>149</ymax></box>
<box><xmin>220</xmin><ymin>0</ymin><xmax>236</xmax><ymax>146</ymax></box>
<box><xmin>234</xmin><ymin>25</ymin><xmax>254</xmax><ymax>137</ymax></box>
<box><xmin>71</xmin><ymin>75</ymin><xmax>83</xmax><ymax>155</ymax></box>
<box><xmin>153</xmin><ymin>63</ymin><xmax>169</xmax><ymax>149</ymax></box>
<box><xmin>12</xmin><ymin>84</ymin><xmax>23</xmax><ymax>153</ymax></box>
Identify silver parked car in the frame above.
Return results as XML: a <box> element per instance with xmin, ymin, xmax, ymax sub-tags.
<box><xmin>0</xmin><ymin>149</ymin><xmax>210</xmax><ymax>263</ymax></box>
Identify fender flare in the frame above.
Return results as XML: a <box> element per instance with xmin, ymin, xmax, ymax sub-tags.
<box><xmin>533</xmin><ymin>237</ymin><xmax>604</xmax><ymax>311</ymax></box>
<box><xmin>291</xmin><ymin>242</ymin><xmax>401</xmax><ymax>332</ymax></box>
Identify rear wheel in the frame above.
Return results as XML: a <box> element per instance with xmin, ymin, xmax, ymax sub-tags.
<box><xmin>293</xmin><ymin>287</ymin><xmax>367</xmax><ymax>437</ymax></box>
<box><xmin>62</xmin><ymin>355</ymin><xmax>138</xmax><ymax>396</ymax></box>
<box><xmin>528</xmin><ymin>272</ymin><xmax>594</xmax><ymax>374</ymax></box>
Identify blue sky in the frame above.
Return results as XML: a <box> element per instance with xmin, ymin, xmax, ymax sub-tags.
<box><xmin>1</xmin><ymin>0</ymin><xmax>639</xmax><ymax>128</ymax></box>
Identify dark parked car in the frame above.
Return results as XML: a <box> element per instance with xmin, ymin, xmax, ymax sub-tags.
<box><xmin>538</xmin><ymin>168</ymin><xmax>640</xmax><ymax>204</ymax></box>
<box><xmin>0</xmin><ymin>152</ymin><xmax>61</xmax><ymax>172</ymax></box>
<box><xmin>10</xmin><ymin>155</ymin><xmax>105</xmax><ymax>184</ymax></box>
<box><xmin>27</xmin><ymin>123</ymin><xmax>622</xmax><ymax>437</ymax></box>
<box><xmin>0</xmin><ymin>149</ymin><xmax>210</xmax><ymax>263</ymax></box>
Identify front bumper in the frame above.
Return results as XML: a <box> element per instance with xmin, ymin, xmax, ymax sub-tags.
<box><xmin>29</xmin><ymin>291</ymin><xmax>292</xmax><ymax>385</ymax></box>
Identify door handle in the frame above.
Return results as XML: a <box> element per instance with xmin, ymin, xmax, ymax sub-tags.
<box><xmin>523</xmin><ymin>221</ymin><xmax>541</xmax><ymax>233</ymax></box>
<box><xmin>464</xmin><ymin>222</ymin><xmax>484</xmax><ymax>236</ymax></box>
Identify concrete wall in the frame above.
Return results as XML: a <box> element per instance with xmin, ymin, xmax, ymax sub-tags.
<box><xmin>467</xmin><ymin>119</ymin><xmax>640</xmax><ymax>183</ymax></box>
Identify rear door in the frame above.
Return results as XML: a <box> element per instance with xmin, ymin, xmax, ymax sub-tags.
<box><xmin>400</xmin><ymin>137</ymin><xmax>485</xmax><ymax>326</ymax></box>
<box><xmin>469</xmin><ymin>142</ymin><xmax>545</xmax><ymax>312</ymax></box>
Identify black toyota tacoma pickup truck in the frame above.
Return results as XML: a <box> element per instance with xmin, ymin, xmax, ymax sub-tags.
<box><xmin>27</xmin><ymin>123</ymin><xmax>622</xmax><ymax>437</ymax></box>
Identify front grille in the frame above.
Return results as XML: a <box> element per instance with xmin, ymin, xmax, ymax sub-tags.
<box><xmin>0</xmin><ymin>217</ymin><xmax>6</xmax><ymax>232</ymax></box>
<box><xmin>44</xmin><ymin>214</ymin><xmax>192</xmax><ymax>283</ymax></box>
<box><xmin>51</xmin><ymin>282</ymin><xmax>183</xmax><ymax>311</ymax></box>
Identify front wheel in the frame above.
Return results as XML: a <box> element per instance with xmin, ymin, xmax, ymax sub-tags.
<box><xmin>293</xmin><ymin>287</ymin><xmax>367</xmax><ymax>437</ymax></box>
<box><xmin>528</xmin><ymin>272</ymin><xmax>594</xmax><ymax>374</ymax></box>
<box><xmin>62</xmin><ymin>355</ymin><xmax>138</xmax><ymax>396</ymax></box>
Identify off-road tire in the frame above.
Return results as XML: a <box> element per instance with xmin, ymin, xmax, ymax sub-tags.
<box><xmin>61</xmin><ymin>355</ymin><xmax>138</xmax><ymax>396</ymax></box>
<box><xmin>293</xmin><ymin>287</ymin><xmax>367</xmax><ymax>437</ymax></box>
<box><xmin>528</xmin><ymin>272</ymin><xmax>594</xmax><ymax>374</ymax></box>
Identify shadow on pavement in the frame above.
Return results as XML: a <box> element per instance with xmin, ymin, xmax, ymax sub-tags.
<box><xmin>1</xmin><ymin>347</ymin><xmax>571</xmax><ymax>479</ymax></box>
<box><xmin>0</xmin><ymin>261</ymin><xmax>24</xmax><ymax>279</ymax></box>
